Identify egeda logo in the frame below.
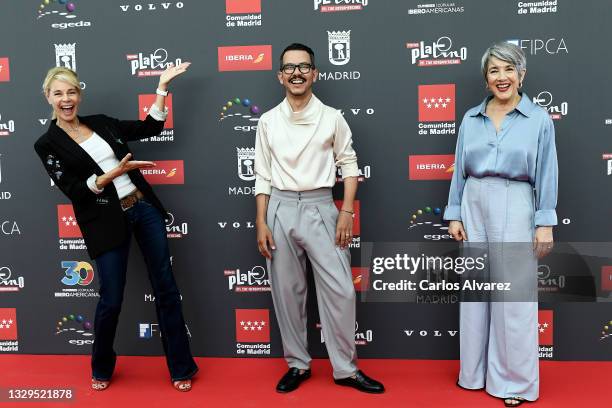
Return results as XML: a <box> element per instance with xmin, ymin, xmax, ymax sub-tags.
<box><xmin>55</xmin><ymin>313</ymin><xmax>94</xmax><ymax>346</ymax></box>
<box><xmin>36</xmin><ymin>0</ymin><xmax>92</xmax><ymax>30</ymax></box>
<box><xmin>219</xmin><ymin>97</ymin><xmax>261</xmax><ymax>133</ymax></box>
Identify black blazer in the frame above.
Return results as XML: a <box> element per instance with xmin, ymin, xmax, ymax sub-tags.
<box><xmin>34</xmin><ymin>114</ymin><xmax>168</xmax><ymax>259</ymax></box>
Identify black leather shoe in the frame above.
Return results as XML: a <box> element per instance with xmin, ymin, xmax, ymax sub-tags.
<box><xmin>334</xmin><ymin>370</ymin><xmax>385</xmax><ymax>394</ymax></box>
<box><xmin>276</xmin><ymin>368</ymin><xmax>311</xmax><ymax>393</ymax></box>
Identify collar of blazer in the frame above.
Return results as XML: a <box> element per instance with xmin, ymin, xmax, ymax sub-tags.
<box><xmin>48</xmin><ymin>115</ymin><xmax>127</xmax><ymax>176</ymax></box>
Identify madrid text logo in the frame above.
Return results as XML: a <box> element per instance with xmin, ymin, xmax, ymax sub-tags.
<box><xmin>407</xmin><ymin>36</ymin><xmax>467</xmax><ymax>66</ymax></box>
<box><xmin>315</xmin><ymin>0</ymin><xmax>368</xmax><ymax>13</ymax></box>
<box><xmin>235</xmin><ymin>309</ymin><xmax>271</xmax><ymax>355</ymax></box>
<box><xmin>600</xmin><ymin>320</ymin><xmax>611</xmax><ymax>341</ymax></box>
<box><xmin>0</xmin><ymin>266</ymin><xmax>25</xmax><ymax>293</ymax></box>
<box><xmin>602</xmin><ymin>266</ymin><xmax>612</xmax><ymax>292</ymax></box>
<box><xmin>1</xmin><ymin>220</ymin><xmax>21</xmax><ymax>236</ymax></box>
<box><xmin>0</xmin><ymin>154</ymin><xmax>9</xmax><ymax>201</ymax></box>
<box><xmin>538</xmin><ymin>309</ymin><xmax>553</xmax><ymax>359</ymax></box>
<box><xmin>139</xmin><ymin>93</ymin><xmax>174</xmax><ymax>130</ymax></box>
<box><xmin>219</xmin><ymin>97</ymin><xmax>261</xmax><ymax>132</ymax></box>
<box><xmin>0</xmin><ymin>113</ymin><xmax>16</xmax><ymax>137</ymax></box>
<box><xmin>55</xmin><ymin>313</ymin><xmax>94</xmax><ymax>346</ymax></box>
<box><xmin>225</xmin><ymin>266</ymin><xmax>270</xmax><ymax>292</ymax></box>
<box><xmin>139</xmin><ymin>323</ymin><xmax>191</xmax><ymax>339</ymax></box>
<box><xmin>55</xmin><ymin>261</ymin><xmax>98</xmax><ymax>298</ymax></box>
<box><xmin>408</xmin><ymin>2</ymin><xmax>465</xmax><ymax>15</ymax></box>
<box><xmin>54</xmin><ymin>43</ymin><xmax>86</xmax><ymax>89</ymax></box>
<box><xmin>226</xmin><ymin>0</ymin><xmax>262</xmax><ymax>27</ymax></box>
<box><xmin>408</xmin><ymin>154</ymin><xmax>455</xmax><ymax>180</ymax></box>
<box><xmin>335</xmin><ymin>200</ymin><xmax>360</xmax><ymax>248</ymax></box>
<box><xmin>532</xmin><ymin>91</ymin><xmax>568</xmax><ymax>120</ymax></box>
<box><xmin>320</xmin><ymin>31</ymin><xmax>360</xmax><ymax>81</ymax></box>
<box><xmin>127</xmin><ymin>49</ymin><xmax>183</xmax><ymax>77</ymax></box>
<box><xmin>119</xmin><ymin>2</ymin><xmax>185</xmax><ymax>13</ymax></box>
<box><xmin>165</xmin><ymin>212</ymin><xmax>188</xmax><ymax>238</ymax></box>
<box><xmin>517</xmin><ymin>0</ymin><xmax>558</xmax><ymax>15</ymax></box>
<box><xmin>603</xmin><ymin>154</ymin><xmax>612</xmax><ymax>176</ymax></box>
<box><xmin>0</xmin><ymin>58</ymin><xmax>10</xmax><ymax>82</ymax></box>
<box><xmin>407</xmin><ymin>205</ymin><xmax>451</xmax><ymax>240</ymax></box>
<box><xmin>237</xmin><ymin>147</ymin><xmax>255</xmax><ymax>181</ymax></box>
<box><xmin>218</xmin><ymin>45</ymin><xmax>272</xmax><ymax>72</ymax></box>
<box><xmin>36</xmin><ymin>0</ymin><xmax>92</xmax><ymax>30</ymax></box>
<box><xmin>418</xmin><ymin>84</ymin><xmax>456</xmax><ymax>135</ymax></box>
<box><xmin>507</xmin><ymin>38</ymin><xmax>568</xmax><ymax>55</ymax></box>
<box><xmin>141</xmin><ymin>160</ymin><xmax>184</xmax><ymax>184</ymax></box>
<box><xmin>0</xmin><ymin>308</ymin><xmax>18</xmax><ymax>352</ymax></box>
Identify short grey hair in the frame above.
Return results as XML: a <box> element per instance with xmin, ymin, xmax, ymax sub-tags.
<box><xmin>481</xmin><ymin>42</ymin><xmax>527</xmax><ymax>80</ymax></box>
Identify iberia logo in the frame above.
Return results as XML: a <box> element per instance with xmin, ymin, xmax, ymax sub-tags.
<box><xmin>0</xmin><ymin>58</ymin><xmax>10</xmax><ymax>82</ymax></box>
<box><xmin>0</xmin><ymin>308</ymin><xmax>18</xmax><ymax>340</ymax></box>
<box><xmin>601</xmin><ymin>266</ymin><xmax>612</xmax><ymax>291</ymax></box>
<box><xmin>538</xmin><ymin>310</ymin><xmax>553</xmax><ymax>346</ymax></box>
<box><xmin>218</xmin><ymin>45</ymin><xmax>272</xmax><ymax>72</ymax></box>
<box><xmin>352</xmin><ymin>267</ymin><xmax>369</xmax><ymax>292</ymax></box>
<box><xmin>57</xmin><ymin>204</ymin><xmax>83</xmax><ymax>238</ymax></box>
<box><xmin>138</xmin><ymin>94</ymin><xmax>173</xmax><ymax>129</ymax></box>
<box><xmin>140</xmin><ymin>160</ymin><xmax>184</xmax><ymax>185</ymax></box>
<box><xmin>235</xmin><ymin>309</ymin><xmax>270</xmax><ymax>342</ymax></box>
<box><xmin>408</xmin><ymin>154</ymin><xmax>455</xmax><ymax>180</ymax></box>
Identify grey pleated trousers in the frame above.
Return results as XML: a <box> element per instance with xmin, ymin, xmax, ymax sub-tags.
<box><xmin>458</xmin><ymin>177</ymin><xmax>539</xmax><ymax>401</ymax></box>
<box><xmin>266</xmin><ymin>187</ymin><xmax>358</xmax><ymax>379</ymax></box>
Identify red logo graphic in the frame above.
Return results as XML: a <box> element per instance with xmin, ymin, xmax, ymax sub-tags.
<box><xmin>335</xmin><ymin>200</ymin><xmax>360</xmax><ymax>235</ymax></box>
<box><xmin>218</xmin><ymin>45</ymin><xmax>272</xmax><ymax>72</ymax></box>
<box><xmin>0</xmin><ymin>308</ymin><xmax>17</xmax><ymax>340</ymax></box>
<box><xmin>409</xmin><ymin>154</ymin><xmax>455</xmax><ymax>180</ymax></box>
<box><xmin>139</xmin><ymin>94</ymin><xmax>173</xmax><ymax>129</ymax></box>
<box><xmin>352</xmin><ymin>267</ymin><xmax>369</xmax><ymax>292</ymax></box>
<box><xmin>226</xmin><ymin>0</ymin><xmax>261</xmax><ymax>14</ymax></box>
<box><xmin>538</xmin><ymin>310</ymin><xmax>553</xmax><ymax>346</ymax></box>
<box><xmin>57</xmin><ymin>204</ymin><xmax>83</xmax><ymax>238</ymax></box>
<box><xmin>0</xmin><ymin>58</ymin><xmax>9</xmax><ymax>82</ymax></box>
<box><xmin>140</xmin><ymin>160</ymin><xmax>184</xmax><ymax>185</ymax></box>
<box><xmin>418</xmin><ymin>84</ymin><xmax>455</xmax><ymax>122</ymax></box>
<box><xmin>602</xmin><ymin>266</ymin><xmax>612</xmax><ymax>291</ymax></box>
<box><xmin>235</xmin><ymin>309</ymin><xmax>270</xmax><ymax>342</ymax></box>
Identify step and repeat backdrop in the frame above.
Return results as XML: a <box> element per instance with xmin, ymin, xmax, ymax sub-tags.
<box><xmin>1</xmin><ymin>1</ymin><xmax>611</xmax><ymax>361</ymax></box>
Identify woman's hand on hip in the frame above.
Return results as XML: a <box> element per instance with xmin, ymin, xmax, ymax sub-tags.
<box><xmin>448</xmin><ymin>220</ymin><xmax>468</xmax><ymax>241</ymax></box>
<box><xmin>534</xmin><ymin>226</ymin><xmax>554</xmax><ymax>259</ymax></box>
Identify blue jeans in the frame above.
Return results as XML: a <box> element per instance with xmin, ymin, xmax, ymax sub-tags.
<box><xmin>91</xmin><ymin>199</ymin><xmax>198</xmax><ymax>381</ymax></box>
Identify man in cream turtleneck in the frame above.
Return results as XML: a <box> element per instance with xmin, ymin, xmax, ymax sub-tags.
<box><xmin>254</xmin><ymin>43</ymin><xmax>384</xmax><ymax>394</ymax></box>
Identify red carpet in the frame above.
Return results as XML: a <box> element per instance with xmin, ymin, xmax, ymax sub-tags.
<box><xmin>0</xmin><ymin>356</ymin><xmax>608</xmax><ymax>407</ymax></box>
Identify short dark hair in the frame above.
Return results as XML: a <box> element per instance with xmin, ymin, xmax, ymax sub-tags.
<box><xmin>279</xmin><ymin>43</ymin><xmax>315</xmax><ymax>70</ymax></box>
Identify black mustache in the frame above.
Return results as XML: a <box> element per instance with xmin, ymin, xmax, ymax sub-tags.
<box><xmin>289</xmin><ymin>76</ymin><xmax>306</xmax><ymax>82</ymax></box>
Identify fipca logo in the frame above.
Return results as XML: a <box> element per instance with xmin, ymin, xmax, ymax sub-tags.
<box><xmin>55</xmin><ymin>313</ymin><xmax>94</xmax><ymax>346</ymax></box>
<box><xmin>138</xmin><ymin>323</ymin><xmax>191</xmax><ymax>339</ymax></box>
<box><xmin>217</xmin><ymin>45</ymin><xmax>272</xmax><ymax>72</ymax></box>
<box><xmin>235</xmin><ymin>309</ymin><xmax>271</xmax><ymax>355</ymax></box>
<box><xmin>406</xmin><ymin>36</ymin><xmax>467</xmax><ymax>66</ymax></box>
<box><xmin>507</xmin><ymin>38</ymin><xmax>568</xmax><ymax>55</ymax></box>
<box><xmin>119</xmin><ymin>2</ymin><xmax>185</xmax><ymax>13</ymax></box>
<box><xmin>0</xmin><ymin>113</ymin><xmax>16</xmax><ymax>137</ymax></box>
<box><xmin>0</xmin><ymin>57</ymin><xmax>10</xmax><ymax>82</ymax></box>
<box><xmin>334</xmin><ymin>200</ymin><xmax>360</xmax><ymax>248</ymax></box>
<box><xmin>140</xmin><ymin>160</ymin><xmax>185</xmax><ymax>184</ymax></box>
<box><xmin>407</xmin><ymin>205</ymin><xmax>450</xmax><ymax>240</ymax></box>
<box><xmin>0</xmin><ymin>308</ymin><xmax>18</xmax><ymax>352</ymax></box>
<box><xmin>538</xmin><ymin>309</ymin><xmax>554</xmax><ymax>359</ymax></box>
<box><xmin>236</xmin><ymin>147</ymin><xmax>256</xmax><ymax>181</ymax></box>
<box><xmin>408</xmin><ymin>154</ymin><xmax>455</xmax><ymax>180</ymax></box>
<box><xmin>224</xmin><ymin>265</ymin><xmax>271</xmax><ymax>292</ymax></box>
<box><xmin>532</xmin><ymin>91</ymin><xmax>568</xmax><ymax>120</ymax></box>
<box><xmin>57</xmin><ymin>204</ymin><xmax>86</xmax><ymax>251</ymax></box>
<box><xmin>418</xmin><ymin>84</ymin><xmax>456</xmax><ymax>135</ymax></box>
<box><xmin>0</xmin><ymin>155</ymin><xmax>13</xmax><ymax>201</ymax></box>
<box><xmin>225</xmin><ymin>0</ymin><xmax>262</xmax><ymax>28</ymax></box>
<box><xmin>55</xmin><ymin>261</ymin><xmax>98</xmax><ymax>298</ymax></box>
<box><xmin>138</xmin><ymin>94</ymin><xmax>174</xmax><ymax>142</ymax></box>
<box><xmin>408</xmin><ymin>2</ymin><xmax>465</xmax><ymax>15</ymax></box>
<box><xmin>36</xmin><ymin>0</ymin><xmax>92</xmax><ymax>30</ymax></box>
<box><xmin>319</xmin><ymin>31</ymin><xmax>361</xmax><ymax>81</ymax></box>
<box><xmin>1</xmin><ymin>220</ymin><xmax>21</xmax><ymax>236</ymax></box>
<box><xmin>314</xmin><ymin>0</ymin><xmax>368</xmax><ymax>13</ymax></box>
<box><xmin>165</xmin><ymin>212</ymin><xmax>188</xmax><ymax>239</ymax></box>
<box><xmin>517</xmin><ymin>0</ymin><xmax>558</xmax><ymax>15</ymax></box>
<box><xmin>0</xmin><ymin>266</ymin><xmax>25</xmax><ymax>293</ymax></box>
<box><xmin>336</xmin><ymin>164</ymin><xmax>371</xmax><ymax>182</ymax></box>
<box><xmin>127</xmin><ymin>48</ymin><xmax>183</xmax><ymax>77</ymax></box>
<box><xmin>318</xmin><ymin>321</ymin><xmax>373</xmax><ymax>346</ymax></box>
<box><xmin>219</xmin><ymin>97</ymin><xmax>261</xmax><ymax>132</ymax></box>
<box><xmin>602</xmin><ymin>154</ymin><xmax>612</xmax><ymax>176</ymax></box>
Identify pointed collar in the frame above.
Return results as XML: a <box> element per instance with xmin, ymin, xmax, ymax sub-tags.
<box><xmin>280</xmin><ymin>94</ymin><xmax>322</xmax><ymax>125</ymax></box>
<box><xmin>470</xmin><ymin>92</ymin><xmax>534</xmax><ymax>118</ymax></box>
